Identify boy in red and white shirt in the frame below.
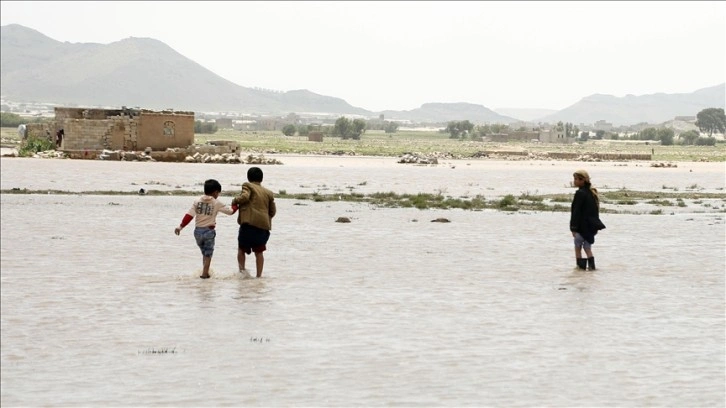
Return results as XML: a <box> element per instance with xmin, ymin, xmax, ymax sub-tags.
<box><xmin>175</xmin><ymin>179</ymin><xmax>237</xmax><ymax>279</ymax></box>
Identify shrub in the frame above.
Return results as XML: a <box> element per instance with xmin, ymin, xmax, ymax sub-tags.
<box><xmin>194</xmin><ymin>120</ymin><xmax>218</xmax><ymax>134</ymax></box>
<box><xmin>695</xmin><ymin>137</ymin><xmax>716</xmax><ymax>146</ymax></box>
<box><xmin>18</xmin><ymin>136</ymin><xmax>55</xmax><ymax>157</ymax></box>
<box><xmin>282</xmin><ymin>124</ymin><xmax>296</xmax><ymax>136</ymax></box>
<box><xmin>498</xmin><ymin>194</ymin><xmax>517</xmax><ymax>208</ymax></box>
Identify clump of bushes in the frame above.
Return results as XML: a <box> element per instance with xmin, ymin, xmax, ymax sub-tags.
<box><xmin>18</xmin><ymin>136</ymin><xmax>55</xmax><ymax>157</ymax></box>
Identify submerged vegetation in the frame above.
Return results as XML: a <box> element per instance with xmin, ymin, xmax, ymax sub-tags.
<box><xmin>4</xmin><ymin>187</ymin><xmax>724</xmax><ymax>215</ymax></box>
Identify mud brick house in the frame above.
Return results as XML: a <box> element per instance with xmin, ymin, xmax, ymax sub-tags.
<box><xmin>28</xmin><ymin>107</ymin><xmax>195</xmax><ymax>151</ymax></box>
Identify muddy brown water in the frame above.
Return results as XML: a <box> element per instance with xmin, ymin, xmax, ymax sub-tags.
<box><xmin>1</xmin><ymin>156</ymin><xmax>724</xmax><ymax>406</ymax></box>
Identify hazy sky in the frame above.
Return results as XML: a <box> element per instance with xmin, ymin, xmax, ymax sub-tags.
<box><xmin>1</xmin><ymin>1</ymin><xmax>724</xmax><ymax>112</ymax></box>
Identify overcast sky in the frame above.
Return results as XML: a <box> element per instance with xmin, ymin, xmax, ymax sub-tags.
<box><xmin>1</xmin><ymin>1</ymin><xmax>724</xmax><ymax>112</ymax></box>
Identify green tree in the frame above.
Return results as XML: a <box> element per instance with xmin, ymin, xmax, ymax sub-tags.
<box><xmin>446</xmin><ymin>121</ymin><xmax>460</xmax><ymax>138</ymax></box>
<box><xmin>679</xmin><ymin>130</ymin><xmax>700</xmax><ymax>145</ymax></box>
<box><xmin>695</xmin><ymin>136</ymin><xmax>717</xmax><ymax>146</ymax></box>
<box><xmin>565</xmin><ymin>122</ymin><xmax>573</xmax><ymax>137</ymax></box>
<box><xmin>297</xmin><ymin>124</ymin><xmax>310</xmax><ymax>136</ymax></box>
<box><xmin>0</xmin><ymin>112</ymin><xmax>23</xmax><ymax>127</ymax></box>
<box><xmin>350</xmin><ymin>119</ymin><xmax>367</xmax><ymax>140</ymax></box>
<box><xmin>475</xmin><ymin>124</ymin><xmax>491</xmax><ymax>137</ymax></box>
<box><xmin>384</xmin><ymin>121</ymin><xmax>399</xmax><ymax>134</ymax></box>
<box><xmin>579</xmin><ymin>131</ymin><xmax>589</xmax><ymax>141</ymax></box>
<box><xmin>194</xmin><ymin>120</ymin><xmax>218</xmax><ymax>134</ymax></box>
<box><xmin>282</xmin><ymin>124</ymin><xmax>296</xmax><ymax>136</ymax></box>
<box><xmin>333</xmin><ymin>117</ymin><xmax>351</xmax><ymax>138</ymax></box>
<box><xmin>0</xmin><ymin>112</ymin><xmax>47</xmax><ymax>128</ymax></box>
<box><xmin>490</xmin><ymin>123</ymin><xmax>508</xmax><ymax>134</ymax></box>
<box><xmin>657</xmin><ymin>128</ymin><xmax>674</xmax><ymax>145</ymax></box>
<box><xmin>595</xmin><ymin>130</ymin><xmax>606</xmax><ymax>139</ymax></box>
<box><xmin>446</xmin><ymin>120</ymin><xmax>474</xmax><ymax>139</ymax></box>
<box><xmin>637</xmin><ymin>127</ymin><xmax>658</xmax><ymax>141</ymax></box>
<box><xmin>333</xmin><ymin>117</ymin><xmax>366</xmax><ymax>139</ymax></box>
<box><xmin>695</xmin><ymin>108</ymin><xmax>726</xmax><ymax>136</ymax></box>
<box><xmin>459</xmin><ymin>120</ymin><xmax>474</xmax><ymax>139</ymax></box>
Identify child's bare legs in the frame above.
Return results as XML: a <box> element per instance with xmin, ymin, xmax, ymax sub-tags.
<box><xmin>584</xmin><ymin>248</ymin><xmax>594</xmax><ymax>258</ymax></box>
<box><xmin>237</xmin><ymin>248</ymin><xmax>246</xmax><ymax>271</ymax></box>
<box><xmin>239</xmin><ymin>247</ymin><xmax>264</xmax><ymax>278</ymax></box>
<box><xmin>201</xmin><ymin>256</ymin><xmax>212</xmax><ymax>279</ymax></box>
<box><xmin>254</xmin><ymin>252</ymin><xmax>264</xmax><ymax>278</ymax></box>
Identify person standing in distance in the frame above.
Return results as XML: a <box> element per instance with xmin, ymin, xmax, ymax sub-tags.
<box><xmin>570</xmin><ymin>169</ymin><xmax>605</xmax><ymax>270</ymax></box>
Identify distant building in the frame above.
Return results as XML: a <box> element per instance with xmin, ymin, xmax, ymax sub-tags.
<box><xmin>539</xmin><ymin>128</ymin><xmax>575</xmax><ymax>144</ymax></box>
<box><xmin>26</xmin><ymin>106</ymin><xmax>194</xmax><ymax>151</ymax></box>
<box><xmin>308</xmin><ymin>131</ymin><xmax>324</xmax><ymax>142</ymax></box>
<box><xmin>674</xmin><ymin>116</ymin><xmax>696</xmax><ymax>122</ymax></box>
<box><xmin>594</xmin><ymin>120</ymin><xmax>613</xmax><ymax>131</ymax></box>
<box><xmin>255</xmin><ymin>117</ymin><xmax>283</xmax><ymax>131</ymax></box>
<box><xmin>215</xmin><ymin>118</ymin><xmax>233</xmax><ymax>129</ymax></box>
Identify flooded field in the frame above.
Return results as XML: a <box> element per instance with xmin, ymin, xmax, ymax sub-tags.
<box><xmin>1</xmin><ymin>156</ymin><xmax>724</xmax><ymax>406</ymax></box>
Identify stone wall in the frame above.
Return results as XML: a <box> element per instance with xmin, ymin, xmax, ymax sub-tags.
<box><xmin>488</xmin><ymin>131</ymin><xmax>538</xmax><ymax>142</ymax></box>
<box><xmin>137</xmin><ymin>112</ymin><xmax>194</xmax><ymax>150</ymax></box>
<box><xmin>540</xmin><ymin>129</ymin><xmax>575</xmax><ymax>144</ymax></box>
<box><xmin>25</xmin><ymin>122</ymin><xmax>55</xmax><ymax>141</ymax></box>
<box><xmin>61</xmin><ymin>118</ymin><xmax>115</xmax><ymax>150</ymax></box>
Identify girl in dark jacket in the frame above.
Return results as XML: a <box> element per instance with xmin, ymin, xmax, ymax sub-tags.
<box><xmin>570</xmin><ymin>169</ymin><xmax>605</xmax><ymax>270</ymax></box>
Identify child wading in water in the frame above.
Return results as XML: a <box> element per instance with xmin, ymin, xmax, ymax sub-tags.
<box><xmin>232</xmin><ymin>167</ymin><xmax>276</xmax><ymax>278</ymax></box>
<box><xmin>570</xmin><ymin>169</ymin><xmax>606</xmax><ymax>270</ymax></box>
<box><xmin>175</xmin><ymin>179</ymin><xmax>237</xmax><ymax>279</ymax></box>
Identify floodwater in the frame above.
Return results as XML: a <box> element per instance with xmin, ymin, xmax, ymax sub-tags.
<box><xmin>1</xmin><ymin>155</ymin><xmax>725</xmax><ymax>407</ymax></box>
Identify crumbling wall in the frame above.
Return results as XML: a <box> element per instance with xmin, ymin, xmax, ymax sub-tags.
<box><xmin>25</xmin><ymin>122</ymin><xmax>56</xmax><ymax>141</ymax></box>
<box><xmin>55</xmin><ymin>107</ymin><xmax>124</xmax><ymax>121</ymax></box>
<box><xmin>60</xmin><ymin>118</ymin><xmax>115</xmax><ymax>150</ymax></box>
<box><xmin>47</xmin><ymin>107</ymin><xmax>195</xmax><ymax>152</ymax></box>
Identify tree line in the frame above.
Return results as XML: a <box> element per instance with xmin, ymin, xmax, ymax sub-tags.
<box><xmin>194</xmin><ymin>120</ymin><xmax>218</xmax><ymax>134</ymax></box>
<box><xmin>0</xmin><ymin>112</ymin><xmax>48</xmax><ymax>128</ymax></box>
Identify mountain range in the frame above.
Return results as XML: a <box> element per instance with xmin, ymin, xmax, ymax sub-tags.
<box><xmin>1</xmin><ymin>24</ymin><xmax>723</xmax><ymax>126</ymax></box>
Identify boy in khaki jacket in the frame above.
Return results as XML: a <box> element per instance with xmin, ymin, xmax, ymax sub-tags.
<box><xmin>232</xmin><ymin>167</ymin><xmax>276</xmax><ymax>278</ymax></box>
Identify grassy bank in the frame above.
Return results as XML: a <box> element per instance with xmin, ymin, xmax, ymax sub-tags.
<box><xmin>4</xmin><ymin>127</ymin><xmax>725</xmax><ymax>161</ymax></box>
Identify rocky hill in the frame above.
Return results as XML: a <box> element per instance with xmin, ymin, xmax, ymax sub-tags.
<box><xmin>381</xmin><ymin>102</ymin><xmax>517</xmax><ymax>124</ymax></box>
<box><xmin>536</xmin><ymin>84</ymin><xmax>725</xmax><ymax>126</ymax></box>
<box><xmin>0</xmin><ymin>24</ymin><xmax>370</xmax><ymax>116</ymax></box>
